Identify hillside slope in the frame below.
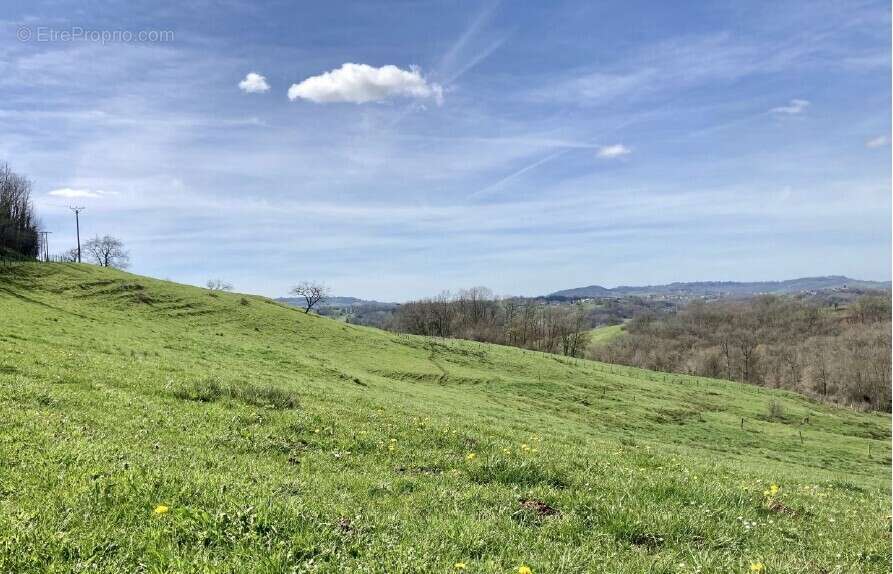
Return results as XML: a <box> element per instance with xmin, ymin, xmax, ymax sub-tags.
<box><xmin>0</xmin><ymin>263</ymin><xmax>890</xmax><ymax>573</ymax></box>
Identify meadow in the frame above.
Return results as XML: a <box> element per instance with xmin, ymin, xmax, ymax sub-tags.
<box><xmin>588</xmin><ymin>324</ymin><xmax>625</xmax><ymax>346</ymax></box>
<box><xmin>0</xmin><ymin>263</ymin><xmax>889</xmax><ymax>573</ymax></box>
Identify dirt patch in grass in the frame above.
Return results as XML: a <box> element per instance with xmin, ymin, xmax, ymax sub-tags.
<box><xmin>512</xmin><ymin>498</ymin><xmax>561</xmax><ymax>526</ymax></box>
<box><xmin>337</xmin><ymin>517</ymin><xmax>356</xmax><ymax>534</ymax></box>
<box><xmin>519</xmin><ymin>498</ymin><xmax>559</xmax><ymax>517</ymax></box>
<box><xmin>766</xmin><ymin>499</ymin><xmax>797</xmax><ymax>516</ymax></box>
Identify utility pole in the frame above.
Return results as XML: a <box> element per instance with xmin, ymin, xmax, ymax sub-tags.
<box><xmin>39</xmin><ymin>231</ymin><xmax>52</xmax><ymax>262</ymax></box>
<box><xmin>69</xmin><ymin>206</ymin><xmax>84</xmax><ymax>263</ymax></box>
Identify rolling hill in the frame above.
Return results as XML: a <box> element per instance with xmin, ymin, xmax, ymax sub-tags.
<box><xmin>550</xmin><ymin>276</ymin><xmax>891</xmax><ymax>300</ymax></box>
<box><xmin>0</xmin><ymin>263</ymin><xmax>890</xmax><ymax>573</ymax></box>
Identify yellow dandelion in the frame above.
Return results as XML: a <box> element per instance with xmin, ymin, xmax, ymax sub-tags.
<box><xmin>454</xmin><ymin>562</ymin><xmax>467</xmax><ymax>570</ymax></box>
<box><xmin>153</xmin><ymin>504</ymin><xmax>169</xmax><ymax>515</ymax></box>
<box><xmin>466</xmin><ymin>452</ymin><xmax>477</xmax><ymax>461</ymax></box>
<box><xmin>750</xmin><ymin>562</ymin><xmax>765</xmax><ymax>572</ymax></box>
<box><xmin>518</xmin><ymin>566</ymin><xmax>533</xmax><ymax>574</ymax></box>
<box><xmin>763</xmin><ymin>484</ymin><xmax>780</xmax><ymax>497</ymax></box>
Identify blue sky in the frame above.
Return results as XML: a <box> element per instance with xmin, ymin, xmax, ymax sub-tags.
<box><xmin>2</xmin><ymin>0</ymin><xmax>890</xmax><ymax>300</ymax></box>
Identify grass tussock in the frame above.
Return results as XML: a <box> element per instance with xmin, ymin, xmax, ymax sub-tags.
<box><xmin>172</xmin><ymin>377</ymin><xmax>299</xmax><ymax>410</ymax></box>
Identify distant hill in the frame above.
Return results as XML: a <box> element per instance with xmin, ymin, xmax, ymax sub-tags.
<box><xmin>550</xmin><ymin>275</ymin><xmax>891</xmax><ymax>299</ymax></box>
<box><xmin>276</xmin><ymin>296</ymin><xmax>397</xmax><ymax>309</ymax></box>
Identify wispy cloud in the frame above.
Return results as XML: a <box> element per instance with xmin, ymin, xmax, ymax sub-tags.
<box><xmin>469</xmin><ymin>148</ymin><xmax>570</xmax><ymax>199</ymax></box>
<box><xmin>771</xmin><ymin>99</ymin><xmax>810</xmax><ymax>114</ymax></box>
<box><xmin>597</xmin><ymin>144</ymin><xmax>631</xmax><ymax>158</ymax></box>
<box><xmin>526</xmin><ymin>34</ymin><xmax>761</xmax><ymax>107</ymax></box>
<box><xmin>526</xmin><ymin>10</ymin><xmax>889</xmax><ymax>110</ymax></box>
<box><xmin>288</xmin><ymin>63</ymin><xmax>443</xmax><ymax>105</ymax></box>
<box><xmin>865</xmin><ymin>135</ymin><xmax>889</xmax><ymax>148</ymax></box>
<box><xmin>238</xmin><ymin>72</ymin><xmax>269</xmax><ymax>93</ymax></box>
<box><xmin>47</xmin><ymin>188</ymin><xmax>115</xmax><ymax>199</ymax></box>
<box><xmin>437</xmin><ymin>0</ymin><xmax>508</xmax><ymax>84</ymax></box>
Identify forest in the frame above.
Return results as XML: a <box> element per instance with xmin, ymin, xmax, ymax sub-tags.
<box><xmin>589</xmin><ymin>294</ymin><xmax>891</xmax><ymax>411</ymax></box>
<box><xmin>392</xmin><ymin>288</ymin><xmax>592</xmax><ymax>357</ymax></box>
<box><xmin>391</xmin><ymin>286</ymin><xmax>891</xmax><ymax>411</ymax></box>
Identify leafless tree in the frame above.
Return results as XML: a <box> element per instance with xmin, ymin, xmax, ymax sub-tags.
<box><xmin>0</xmin><ymin>163</ymin><xmax>40</xmax><ymax>257</ymax></box>
<box><xmin>206</xmin><ymin>279</ymin><xmax>233</xmax><ymax>291</ymax></box>
<box><xmin>291</xmin><ymin>281</ymin><xmax>330</xmax><ymax>313</ymax></box>
<box><xmin>83</xmin><ymin>235</ymin><xmax>130</xmax><ymax>269</ymax></box>
<box><xmin>60</xmin><ymin>247</ymin><xmax>80</xmax><ymax>262</ymax></box>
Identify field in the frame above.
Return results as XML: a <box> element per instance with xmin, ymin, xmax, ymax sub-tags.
<box><xmin>588</xmin><ymin>324</ymin><xmax>625</xmax><ymax>345</ymax></box>
<box><xmin>0</xmin><ymin>263</ymin><xmax>890</xmax><ymax>573</ymax></box>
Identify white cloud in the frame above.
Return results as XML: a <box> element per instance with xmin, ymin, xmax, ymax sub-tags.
<box><xmin>865</xmin><ymin>135</ymin><xmax>889</xmax><ymax>148</ymax></box>
<box><xmin>288</xmin><ymin>63</ymin><xmax>443</xmax><ymax>105</ymax></box>
<box><xmin>47</xmin><ymin>188</ymin><xmax>113</xmax><ymax>199</ymax></box>
<box><xmin>771</xmin><ymin>99</ymin><xmax>810</xmax><ymax>114</ymax></box>
<box><xmin>238</xmin><ymin>72</ymin><xmax>270</xmax><ymax>93</ymax></box>
<box><xmin>596</xmin><ymin>144</ymin><xmax>631</xmax><ymax>158</ymax></box>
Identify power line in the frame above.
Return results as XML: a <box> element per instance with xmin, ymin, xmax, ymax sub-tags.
<box><xmin>69</xmin><ymin>206</ymin><xmax>84</xmax><ymax>263</ymax></box>
<box><xmin>39</xmin><ymin>231</ymin><xmax>52</xmax><ymax>262</ymax></box>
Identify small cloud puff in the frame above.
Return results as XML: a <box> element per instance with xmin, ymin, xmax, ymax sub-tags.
<box><xmin>596</xmin><ymin>144</ymin><xmax>631</xmax><ymax>159</ymax></box>
<box><xmin>288</xmin><ymin>63</ymin><xmax>443</xmax><ymax>105</ymax></box>
<box><xmin>47</xmin><ymin>188</ymin><xmax>114</xmax><ymax>199</ymax></box>
<box><xmin>771</xmin><ymin>99</ymin><xmax>809</xmax><ymax>114</ymax></box>
<box><xmin>239</xmin><ymin>72</ymin><xmax>270</xmax><ymax>93</ymax></box>
<box><xmin>865</xmin><ymin>135</ymin><xmax>888</xmax><ymax>148</ymax></box>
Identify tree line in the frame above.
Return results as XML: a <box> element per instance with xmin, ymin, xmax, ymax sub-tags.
<box><xmin>0</xmin><ymin>163</ymin><xmax>40</xmax><ymax>258</ymax></box>
<box><xmin>0</xmin><ymin>162</ymin><xmax>131</xmax><ymax>268</ymax></box>
<box><xmin>392</xmin><ymin>287</ymin><xmax>591</xmax><ymax>357</ymax></box>
<box><xmin>589</xmin><ymin>294</ymin><xmax>892</xmax><ymax>411</ymax></box>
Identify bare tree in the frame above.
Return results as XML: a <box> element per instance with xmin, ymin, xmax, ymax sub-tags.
<box><xmin>60</xmin><ymin>247</ymin><xmax>80</xmax><ymax>262</ymax></box>
<box><xmin>291</xmin><ymin>281</ymin><xmax>330</xmax><ymax>313</ymax></box>
<box><xmin>83</xmin><ymin>235</ymin><xmax>130</xmax><ymax>269</ymax></box>
<box><xmin>0</xmin><ymin>163</ymin><xmax>40</xmax><ymax>258</ymax></box>
<box><xmin>206</xmin><ymin>279</ymin><xmax>233</xmax><ymax>291</ymax></box>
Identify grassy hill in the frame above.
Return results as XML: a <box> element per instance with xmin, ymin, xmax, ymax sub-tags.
<box><xmin>0</xmin><ymin>263</ymin><xmax>890</xmax><ymax>573</ymax></box>
<box><xmin>588</xmin><ymin>324</ymin><xmax>625</xmax><ymax>345</ymax></box>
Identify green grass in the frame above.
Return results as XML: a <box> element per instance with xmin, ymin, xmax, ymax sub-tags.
<box><xmin>588</xmin><ymin>324</ymin><xmax>625</xmax><ymax>345</ymax></box>
<box><xmin>0</xmin><ymin>263</ymin><xmax>890</xmax><ymax>573</ymax></box>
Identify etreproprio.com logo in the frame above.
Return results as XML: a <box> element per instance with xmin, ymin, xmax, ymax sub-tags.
<box><xmin>17</xmin><ymin>26</ymin><xmax>175</xmax><ymax>44</ymax></box>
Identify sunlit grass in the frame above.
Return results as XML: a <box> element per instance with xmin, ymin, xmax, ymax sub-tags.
<box><xmin>0</xmin><ymin>263</ymin><xmax>889</xmax><ymax>572</ymax></box>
